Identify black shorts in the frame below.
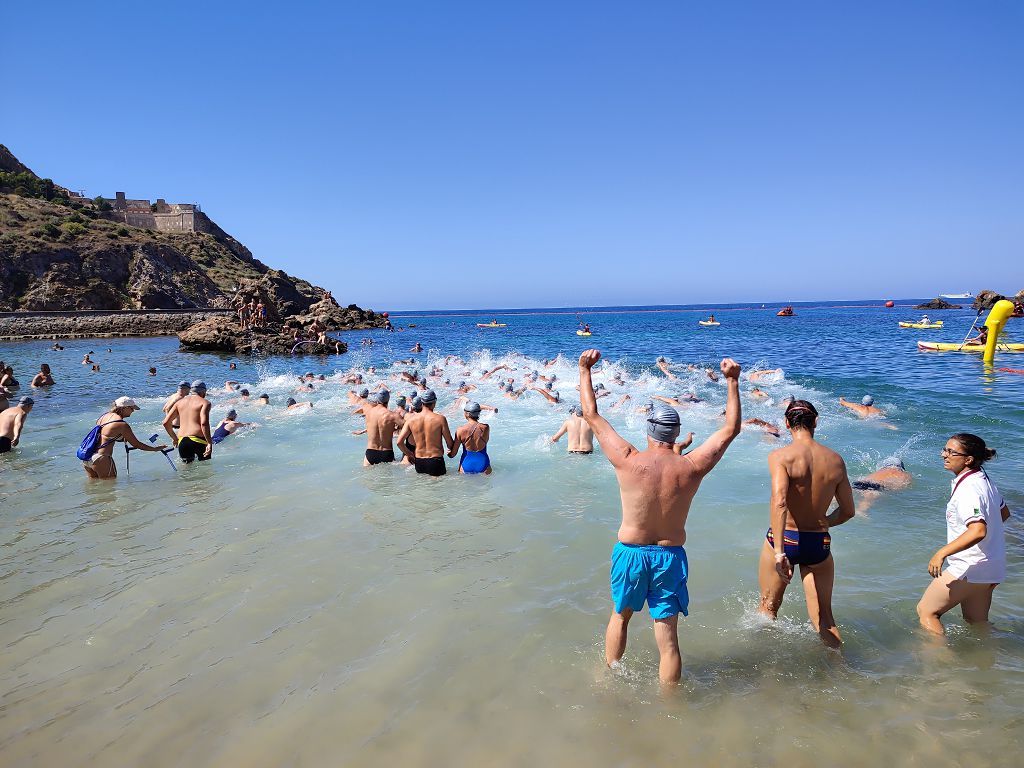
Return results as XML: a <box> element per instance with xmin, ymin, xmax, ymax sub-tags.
<box><xmin>366</xmin><ymin>449</ymin><xmax>395</xmax><ymax>465</ymax></box>
<box><xmin>852</xmin><ymin>480</ymin><xmax>883</xmax><ymax>491</ymax></box>
<box><xmin>0</xmin><ymin>436</ymin><xmax>11</xmax><ymax>453</ymax></box>
<box><xmin>569</xmin><ymin>450</ymin><xmax>593</xmax><ymax>455</ymax></box>
<box><xmin>178</xmin><ymin>437</ymin><xmax>211</xmax><ymax>464</ymax></box>
<box><xmin>414</xmin><ymin>456</ymin><xmax>446</xmax><ymax>476</ymax></box>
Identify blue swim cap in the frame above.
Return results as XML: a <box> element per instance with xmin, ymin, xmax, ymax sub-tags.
<box><xmin>178</xmin><ymin>380</ymin><xmax>190</xmax><ymax>389</ymax></box>
<box><xmin>191</xmin><ymin>380</ymin><xmax>207</xmax><ymax>393</ymax></box>
<box><xmin>420</xmin><ymin>389</ymin><xmax>437</xmax><ymax>404</ymax></box>
<box><xmin>358</xmin><ymin>387</ymin><xmax>369</xmax><ymax>398</ymax></box>
<box><xmin>464</xmin><ymin>401</ymin><xmax>481</xmax><ymax>416</ymax></box>
<box><xmin>880</xmin><ymin>456</ymin><xmax>905</xmax><ymax>470</ymax></box>
<box><xmin>226</xmin><ymin>409</ymin><xmax>237</xmax><ymax>419</ymax></box>
<box><xmin>862</xmin><ymin>395</ymin><xmax>874</xmax><ymax>406</ymax></box>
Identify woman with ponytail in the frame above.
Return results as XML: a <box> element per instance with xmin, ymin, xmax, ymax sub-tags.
<box><xmin>917</xmin><ymin>433</ymin><xmax>1011</xmax><ymax>634</ymax></box>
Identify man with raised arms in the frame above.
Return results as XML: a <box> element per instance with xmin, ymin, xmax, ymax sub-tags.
<box><xmin>396</xmin><ymin>389</ymin><xmax>453</xmax><ymax>476</ymax></box>
<box><xmin>758</xmin><ymin>400</ymin><xmax>856</xmax><ymax>648</ymax></box>
<box><xmin>579</xmin><ymin>349</ymin><xmax>742</xmax><ymax>684</ymax></box>
<box><xmin>163</xmin><ymin>381</ymin><xmax>213</xmax><ymax>464</ymax></box>
<box><xmin>361</xmin><ymin>390</ymin><xmax>401</xmax><ymax>466</ymax></box>
<box><xmin>550</xmin><ymin>405</ymin><xmax>595</xmax><ymax>454</ymax></box>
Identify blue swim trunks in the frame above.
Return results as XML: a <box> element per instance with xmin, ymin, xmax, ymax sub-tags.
<box><xmin>610</xmin><ymin>542</ymin><xmax>689</xmax><ymax>619</ymax></box>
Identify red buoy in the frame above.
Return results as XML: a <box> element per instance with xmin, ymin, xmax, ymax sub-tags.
<box><xmin>884</xmin><ymin>301</ymin><xmax>895</xmax><ymax>308</ymax></box>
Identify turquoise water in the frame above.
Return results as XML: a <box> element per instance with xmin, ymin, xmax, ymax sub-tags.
<box><xmin>2</xmin><ymin>303</ymin><xmax>1022</xmax><ymax>767</ymax></box>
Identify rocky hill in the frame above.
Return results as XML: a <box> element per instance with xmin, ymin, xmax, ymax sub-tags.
<box><xmin>0</xmin><ymin>145</ymin><xmax>380</xmax><ymax>335</ymax></box>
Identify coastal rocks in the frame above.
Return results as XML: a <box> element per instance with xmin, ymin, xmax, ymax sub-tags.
<box><xmin>971</xmin><ymin>289</ymin><xmax>1024</xmax><ymax>312</ymax></box>
<box><xmin>0</xmin><ymin>310</ymin><xmax>231</xmax><ymax>340</ymax></box>
<box><xmin>914</xmin><ymin>298</ymin><xmax>962</xmax><ymax>310</ymax></box>
<box><xmin>177</xmin><ymin>316</ymin><xmax>350</xmax><ymax>356</ymax></box>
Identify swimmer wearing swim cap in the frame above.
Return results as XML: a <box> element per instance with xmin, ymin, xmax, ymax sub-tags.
<box><xmin>396</xmin><ymin>387</ymin><xmax>454</xmax><ymax>476</ymax></box>
<box><xmin>577</xmin><ymin>348</ymin><xmax>742</xmax><ymax>682</ymax></box>
<box><xmin>839</xmin><ymin>394</ymin><xmax>886</xmax><ymax>419</ymax></box>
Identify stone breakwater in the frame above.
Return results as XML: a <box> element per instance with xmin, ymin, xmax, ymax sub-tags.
<box><xmin>0</xmin><ymin>309</ymin><xmax>232</xmax><ymax>340</ymax></box>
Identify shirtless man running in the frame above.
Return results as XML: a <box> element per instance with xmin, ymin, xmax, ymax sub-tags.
<box><xmin>362</xmin><ymin>390</ymin><xmax>401</xmax><ymax>465</ymax></box>
<box><xmin>580</xmin><ymin>349</ymin><xmax>742</xmax><ymax>683</ymax></box>
<box><xmin>550</xmin><ymin>405</ymin><xmax>595</xmax><ymax>454</ymax></box>
<box><xmin>163</xmin><ymin>380</ymin><xmax>213</xmax><ymax>464</ymax></box>
<box><xmin>758</xmin><ymin>400</ymin><xmax>856</xmax><ymax>648</ymax></box>
<box><xmin>396</xmin><ymin>389</ymin><xmax>453</xmax><ymax>476</ymax></box>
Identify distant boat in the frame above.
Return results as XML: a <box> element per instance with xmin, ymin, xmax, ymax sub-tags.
<box><xmin>940</xmin><ymin>292</ymin><xmax>973</xmax><ymax>299</ymax></box>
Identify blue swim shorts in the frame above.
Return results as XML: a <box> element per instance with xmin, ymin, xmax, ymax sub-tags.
<box><xmin>610</xmin><ymin>542</ymin><xmax>689</xmax><ymax>619</ymax></box>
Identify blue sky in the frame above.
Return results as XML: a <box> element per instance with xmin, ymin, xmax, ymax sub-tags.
<box><xmin>4</xmin><ymin>2</ymin><xmax>1022</xmax><ymax>311</ymax></box>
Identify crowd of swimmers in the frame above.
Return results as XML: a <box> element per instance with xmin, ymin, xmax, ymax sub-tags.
<box><xmin>0</xmin><ymin>345</ymin><xmax>1013</xmax><ymax>684</ymax></box>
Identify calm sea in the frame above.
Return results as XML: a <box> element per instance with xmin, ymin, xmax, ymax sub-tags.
<box><xmin>2</xmin><ymin>300</ymin><xmax>1022</xmax><ymax>767</ymax></box>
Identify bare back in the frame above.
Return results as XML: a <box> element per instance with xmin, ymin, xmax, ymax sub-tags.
<box><xmin>364</xmin><ymin>404</ymin><xmax>400</xmax><ymax>451</ymax></box>
<box><xmin>456</xmin><ymin>421</ymin><xmax>489</xmax><ymax>451</ymax></box>
<box><xmin>769</xmin><ymin>437</ymin><xmax>853</xmax><ymax>532</ymax></box>
<box><xmin>406</xmin><ymin>410</ymin><xmax>451</xmax><ymax>459</ymax></box>
<box><xmin>615</xmin><ymin>450</ymin><xmax>705</xmax><ymax>546</ymax></box>
<box><xmin>566</xmin><ymin>416</ymin><xmax>594</xmax><ymax>452</ymax></box>
<box><xmin>172</xmin><ymin>395</ymin><xmax>212</xmax><ymax>440</ymax></box>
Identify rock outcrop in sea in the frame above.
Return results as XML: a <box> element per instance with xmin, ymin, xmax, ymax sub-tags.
<box><xmin>914</xmin><ymin>297</ymin><xmax>962</xmax><ymax>310</ymax></box>
<box><xmin>0</xmin><ymin>144</ymin><xmax>384</xmax><ymax>352</ymax></box>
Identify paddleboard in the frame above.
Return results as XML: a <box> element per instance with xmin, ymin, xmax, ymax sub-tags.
<box><xmin>918</xmin><ymin>341</ymin><xmax>1024</xmax><ymax>352</ymax></box>
<box><xmin>476</xmin><ymin>323</ymin><xmax>507</xmax><ymax>328</ymax></box>
<box><xmin>576</xmin><ymin>330</ymin><xmax>592</xmax><ymax>336</ymax></box>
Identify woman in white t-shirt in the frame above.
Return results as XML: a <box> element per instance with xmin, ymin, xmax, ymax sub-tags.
<box><xmin>917</xmin><ymin>433</ymin><xmax>1011</xmax><ymax>635</ymax></box>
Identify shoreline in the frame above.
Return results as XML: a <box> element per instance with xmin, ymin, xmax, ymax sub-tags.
<box><xmin>0</xmin><ymin>309</ymin><xmax>232</xmax><ymax>341</ymax></box>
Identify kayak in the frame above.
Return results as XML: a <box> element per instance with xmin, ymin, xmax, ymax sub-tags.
<box><xmin>476</xmin><ymin>323</ymin><xmax>507</xmax><ymax>328</ymax></box>
<box><xmin>998</xmin><ymin>368</ymin><xmax>1024</xmax><ymax>374</ymax></box>
<box><xmin>576</xmin><ymin>330</ymin><xmax>592</xmax><ymax>336</ymax></box>
<box><xmin>899</xmin><ymin>321</ymin><xmax>943</xmax><ymax>329</ymax></box>
<box><xmin>918</xmin><ymin>341</ymin><xmax>1024</xmax><ymax>352</ymax></box>
<box><xmin>698</xmin><ymin>321</ymin><xmax>720</xmax><ymax>326</ymax></box>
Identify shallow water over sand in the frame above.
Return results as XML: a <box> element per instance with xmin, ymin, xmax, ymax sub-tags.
<box><xmin>2</xmin><ymin>304</ymin><xmax>1022</xmax><ymax>766</ymax></box>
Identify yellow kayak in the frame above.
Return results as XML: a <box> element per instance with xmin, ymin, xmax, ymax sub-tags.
<box><xmin>899</xmin><ymin>321</ymin><xmax>943</xmax><ymax>329</ymax></box>
<box><xmin>476</xmin><ymin>323</ymin><xmax>507</xmax><ymax>328</ymax></box>
<box><xmin>698</xmin><ymin>321</ymin><xmax>720</xmax><ymax>326</ymax></box>
<box><xmin>918</xmin><ymin>341</ymin><xmax>1024</xmax><ymax>352</ymax></box>
<box><xmin>576</xmin><ymin>330</ymin><xmax>592</xmax><ymax>336</ymax></box>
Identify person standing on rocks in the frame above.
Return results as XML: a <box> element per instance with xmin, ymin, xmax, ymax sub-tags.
<box><xmin>163</xmin><ymin>381</ymin><xmax>213</xmax><ymax>464</ymax></box>
<box><xmin>237</xmin><ymin>302</ymin><xmax>250</xmax><ymax>330</ymax></box>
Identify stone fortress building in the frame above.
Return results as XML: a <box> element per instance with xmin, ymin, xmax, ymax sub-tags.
<box><xmin>108</xmin><ymin>191</ymin><xmax>213</xmax><ymax>233</ymax></box>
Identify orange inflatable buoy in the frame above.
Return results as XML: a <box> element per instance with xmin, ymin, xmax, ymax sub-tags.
<box><xmin>885</xmin><ymin>300</ymin><xmax>895</xmax><ymax>308</ymax></box>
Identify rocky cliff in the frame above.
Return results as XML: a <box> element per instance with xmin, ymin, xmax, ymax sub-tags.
<box><xmin>0</xmin><ymin>145</ymin><xmax>380</xmax><ymax>334</ymax></box>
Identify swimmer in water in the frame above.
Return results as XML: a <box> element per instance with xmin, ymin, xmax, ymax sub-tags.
<box><xmin>286</xmin><ymin>398</ymin><xmax>313</xmax><ymax>410</ymax></box>
<box><xmin>360</xmin><ymin>390</ymin><xmax>401</xmax><ymax>465</ymax></box>
<box><xmin>579</xmin><ymin>349</ymin><xmax>742</xmax><ymax>683</ymax></box>
<box><xmin>743</xmin><ymin>418</ymin><xmax>781</xmax><ymax>438</ymax></box>
<box><xmin>531</xmin><ymin>381</ymin><xmax>561</xmax><ymax>404</ymax></box>
<box><xmin>839</xmin><ymin>395</ymin><xmax>886</xmax><ymax>418</ymax></box>
<box><xmin>652</xmin><ymin>393</ymin><xmax>699</xmax><ymax>408</ymax></box>
<box><xmin>749</xmin><ymin>387</ymin><xmax>769</xmax><ymax>400</ymax></box>
<box><xmin>163</xmin><ymin>381</ymin><xmax>191</xmax><ymax>427</ymax></box>
<box><xmin>851</xmin><ymin>456</ymin><xmax>912</xmax><ymax>512</ymax></box>
<box><xmin>655</xmin><ymin>357</ymin><xmax>678</xmax><ymax>381</ymax></box>
<box><xmin>163</xmin><ymin>381</ymin><xmax>213</xmax><ymax>464</ymax></box>
<box><xmin>550</xmin><ymin>405</ymin><xmax>595</xmax><ymax>454</ymax></box>
<box><xmin>410</xmin><ymin>343</ymin><xmax>423</xmax><ymax>353</ymax></box>
<box><xmin>481</xmin><ymin>364</ymin><xmax>511</xmax><ymax>381</ymax></box>
<box><xmin>749</xmin><ymin>369</ymin><xmax>782</xmax><ymax>382</ymax></box>
<box><xmin>396</xmin><ymin>389</ymin><xmax>453</xmax><ymax>476</ymax></box>
<box><xmin>449</xmin><ymin>401</ymin><xmax>492</xmax><ymax>474</ymax></box>
<box><xmin>0</xmin><ymin>396</ymin><xmax>34</xmax><ymax>454</ymax></box>
<box><xmin>31</xmin><ymin>364</ymin><xmax>55</xmax><ymax>387</ymax></box>
<box><xmin>82</xmin><ymin>354</ymin><xmax>92</xmax><ymax>365</ymax></box>
<box><xmin>759</xmin><ymin>400</ymin><xmax>856</xmax><ymax>648</ymax></box>
<box><xmin>212</xmin><ymin>409</ymin><xmax>251</xmax><ymax>444</ymax></box>
<box><xmin>148</xmin><ymin>367</ymin><xmax>157</xmax><ymax>376</ymax></box>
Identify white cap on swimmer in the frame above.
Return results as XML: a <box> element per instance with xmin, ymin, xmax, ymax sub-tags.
<box><xmin>862</xmin><ymin>395</ymin><xmax>874</xmax><ymax>406</ymax></box>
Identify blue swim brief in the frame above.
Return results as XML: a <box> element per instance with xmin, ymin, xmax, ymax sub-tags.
<box><xmin>610</xmin><ymin>542</ymin><xmax>689</xmax><ymax>619</ymax></box>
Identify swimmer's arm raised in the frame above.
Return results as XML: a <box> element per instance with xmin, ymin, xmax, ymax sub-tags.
<box><xmin>579</xmin><ymin>350</ymin><xmax>635</xmax><ymax>467</ymax></box>
<box><xmin>684</xmin><ymin>359</ymin><xmax>741</xmax><ymax>476</ymax></box>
